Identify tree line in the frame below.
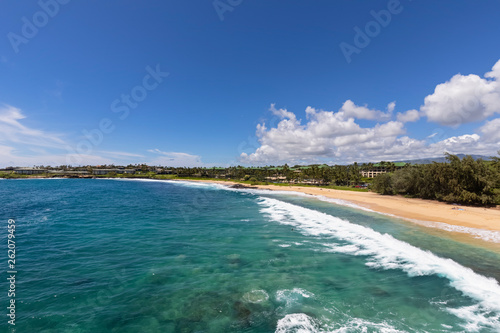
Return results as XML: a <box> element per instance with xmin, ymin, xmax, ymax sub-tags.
<box><xmin>171</xmin><ymin>163</ymin><xmax>365</xmax><ymax>186</ymax></box>
<box><xmin>371</xmin><ymin>153</ymin><xmax>500</xmax><ymax>206</ymax></box>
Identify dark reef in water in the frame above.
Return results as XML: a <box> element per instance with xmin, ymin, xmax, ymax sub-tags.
<box><xmin>229</xmin><ymin>184</ymin><xmax>258</xmax><ymax>189</ymax></box>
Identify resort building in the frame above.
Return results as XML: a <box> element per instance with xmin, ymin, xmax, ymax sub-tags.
<box><xmin>13</xmin><ymin>168</ymin><xmax>48</xmax><ymax>175</ymax></box>
<box><xmin>92</xmin><ymin>169</ymin><xmax>136</xmax><ymax>175</ymax></box>
<box><xmin>361</xmin><ymin>162</ymin><xmax>407</xmax><ymax>178</ymax></box>
<box><xmin>47</xmin><ymin>170</ymin><xmax>90</xmax><ymax>176</ymax></box>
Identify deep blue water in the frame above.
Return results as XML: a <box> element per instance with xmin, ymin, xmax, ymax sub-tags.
<box><xmin>1</xmin><ymin>178</ymin><xmax>499</xmax><ymax>332</ymax></box>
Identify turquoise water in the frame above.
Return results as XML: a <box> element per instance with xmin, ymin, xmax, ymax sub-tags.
<box><xmin>1</xmin><ymin>179</ymin><xmax>500</xmax><ymax>332</ymax></box>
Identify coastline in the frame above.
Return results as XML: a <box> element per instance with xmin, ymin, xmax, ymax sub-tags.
<box><xmin>6</xmin><ymin>176</ymin><xmax>500</xmax><ymax>246</ymax></box>
<box><xmin>183</xmin><ymin>179</ymin><xmax>500</xmax><ymax>246</ymax></box>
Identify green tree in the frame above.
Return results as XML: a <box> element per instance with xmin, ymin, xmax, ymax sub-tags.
<box><xmin>371</xmin><ymin>173</ymin><xmax>393</xmax><ymax>195</ymax></box>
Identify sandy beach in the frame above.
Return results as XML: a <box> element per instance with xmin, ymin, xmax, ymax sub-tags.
<box><xmin>185</xmin><ymin>179</ymin><xmax>500</xmax><ymax>241</ymax></box>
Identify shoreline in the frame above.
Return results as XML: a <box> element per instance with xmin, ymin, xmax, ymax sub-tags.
<box><xmin>183</xmin><ymin>179</ymin><xmax>500</xmax><ymax>247</ymax></box>
<box><xmin>6</xmin><ymin>176</ymin><xmax>500</xmax><ymax>247</ymax></box>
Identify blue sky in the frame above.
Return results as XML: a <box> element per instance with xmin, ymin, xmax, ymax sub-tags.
<box><xmin>1</xmin><ymin>0</ymin><xmax>500</xmax><ymax>167</ymax></box>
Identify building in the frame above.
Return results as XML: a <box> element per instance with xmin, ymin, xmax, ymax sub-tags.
<box><xmin>48</xmin><ymin>170</ymin><xmax>90</xmax><ymax>176</ymax></box>
<box><xmin>265</xmin><ymin>176</ymin><xmax>287</xmax><ymax>182</ymax></box>
<box><xmin>361</xmin><ymin>162</ymin><xmax>407</xmax><ymax>178</ymax></box>
<box><xmin>13</xmin><ymin>168</ymin><xmax>47</xmax><ymax>175</ymax></box>
<box><xmin>156</xmin><ymin>168</ymin><xmax>173</xmax><ymax>174</ymax></box>
<box><xmin>92</xmin><ymin>169</ymin><xmax>137</xmax><ymax>175</ymax></box>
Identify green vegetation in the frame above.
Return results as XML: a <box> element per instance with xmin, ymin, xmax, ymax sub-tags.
<box><xmin>371</xmin><ymin>153</ymin><xmax>500</xmax><ymax>205</ymax></box>
<box><xmin>2</xmin><ymin>153</ymin><xmax>498</xmax><ymax>206</ymax></box>
<box><xmin>0</xmin><ymin>172</ymin><xmax>37</xmax><ymax>179</ymax></box>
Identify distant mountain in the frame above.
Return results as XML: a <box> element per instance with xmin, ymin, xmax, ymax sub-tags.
<box><xmin>397</xmin><ymin>154</ymin><xmax>493</xmax><ymax>165</ymax></box>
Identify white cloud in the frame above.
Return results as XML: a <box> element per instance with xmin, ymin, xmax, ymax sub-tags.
<box><xmin>270</xmin><ymin>104</ymin><xmax>298</xmax><ymax>121</ymax></box>
<box><xmin>240</xmin><ymin>104</ymin><xmax>500</xmax><ymax>165</ymax></box>
<box><xmin>147</xmin><ymin>149</ymin><xmax>204</xmax><ymax>167</ymax></box>
<box><xmin>485</xmin><ymin>60</ymin><xmax>500</xmax><ymax>80</ymax></box>
<box><xmin>425</xmin><ymin>133</ymin><xmax>499</xmax><ymax>157</ymax></box>
<box><xmin>241</xmin><ymin>104</ymin><xmax>410</xmax><ymax>164</ymax></box>
<box><xmin>0</xmin><ymin>104</ymin><xmax>66</xmax><ymax>148</ymax></box>
<box><xmin>0</xmin><ymin>105</ymin><xmax>79</xmax><ymax>167</ymax></box>
<box><xmin>387</xmin><ymin>101</ymin><xmax>396</xmax><ymax>113</ymax></box>
<box><xmin>433</xmin><ymin>133</ymin><xmax>480</xmax><ymax>149</ymax></box>
<box><xmin>397</xmin><ymin>109</ymin><xmax>420</xmax><ymax>123</ymax></box>
<box><xmin>0</xmin><ymin>104</ymin><xmax>153</xmax><ymax>167</ymax></box>
<box><xmin>100</xmin><ymin>151</ymin><xmax>145</xmax><ymax>158</ymax></box>
<box><xmin>239</xmin><ymin>59</ymin><xmax>500</xmax><ymax>164</ymax></box>
<box><xmin>421</xmin><ymin>59</ymin><xmax>500</xmax><ymax>126</ymax></box>
<box><xmin>0</xmin><ymin>144</ymin><xmax>115</xmax><ymax>167</ymax></box>
<box><xmin>0</xmin><ymin>104</ymin><xmax>210</xmax><ymax>168</ymax></box>
<box><xmin>479</xmin><ymin>117</ymin><xmax>500</xmax><ymax>143</ymax></box>
<box><xmin>339</xmin><ymin>100</ymin><xmax>393</xmax><ymax>121</ymax></box>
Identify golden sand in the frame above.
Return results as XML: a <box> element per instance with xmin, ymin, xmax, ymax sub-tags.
<box><xmin>187</xmin><ymin>179</ymin><xmax>500</xmax><ymax>233</ymax></box>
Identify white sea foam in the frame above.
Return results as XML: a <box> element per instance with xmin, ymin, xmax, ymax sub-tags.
<box><xmin>242</xmin><ymin>289</ymin><xmax>269</xmax><ymax>303</ymax></box>
<box><xmin>116</xmin><ymin>178</ymin><xmax>500</xmax><ymax>243</ymax></box>
<box><xmin>311</xmin><ymin>195</ymin><xmax>500</xmax><ymax>244</ymax></box>
<box><xmin>121</xmin><ymin>178</ymin><xmax>500</xmax><ymax>243</ymax></box>
<box><xmin>276</xmin><ymin>288</ymin><xmax>314</xmax><ymax>308</ymax></box>
<box><xmin>330</xmin><ymin>318</ymin><xmax>405</xmax><ymax>333</ymax></box>
<box><xmin>109</xmin><ymin>178</ymin><xmax>231</xmax><ymax>192</ymax></box>
<box><xmin>420</xmin><ymin>221</ymin><xmax>500</xmax><ymax>243</ymax></box>
<box><xmin>275</xmin><ymin>313</ymin><xmax>403</xmax><ymax>333</ymax></box>
<box><xmin>275</xmin><ymin>313</ymin><xmax>318</xmax><ymax>333</ymax></box>
<box><xmin>167</xmin><ymin>180</ymin><xmax>227</xmax><ymax>190</ymax></box>
<box><xmin>234</xmin><ymin>185</ymin><xmax>500</xmax><ymax>244</ymax></box>
<box><xmin>259</xmin><ymin>197</ymin><xmax>500</xmax><ymax>331</ymax></box>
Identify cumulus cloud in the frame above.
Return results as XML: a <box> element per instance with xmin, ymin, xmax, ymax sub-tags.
<box><xmin>241</xmin><ymin>60</ymin><xmax>500</xmax><ymax>164</ymax></box>
<box><xmin>397</xmin><ymin>109</ymin><xmax>420</xmax><ymax>123</ymax></box>
<box><xmin>240</xmin><ymin>104</ymin><xmax>410</xmax><ymax>164</ymax></box>
<box><xmin>421</xmin><ymin>59</ymin><xmax>500</xmax><ymax>126</ymax></box>
<box><xmin>425</xmin><ymin>133</ymin><xmax>499</xmax><ymax>157</ymax></box>
<box><xmin>387</xmin><ymin>101</ymin><xmax>396</xmax><ymax>113</ymax></box>
<box><xmin>479</xmin><ymin>117</ymin><xmax>500</xmax><ymax>143</ymax></box>
<box><xmin>339</xmin><ymin>100</ymin><xmax>393</xmax><ymax>121</ymax></box>
<box><xmin>240</xmin><ymin>103</ymin><xmax>500</xmax><ymax>165</ymax></box>
<box><xmin>485</xmin><ymin>60</ymin><xmax>500</xmax><ymax>80</ymax></box>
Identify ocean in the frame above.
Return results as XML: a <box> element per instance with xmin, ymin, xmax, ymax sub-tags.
<box><xmin>1</xmin><ymin>178</ymin><xmax>500</xmax><ymax>332</ymax></box>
